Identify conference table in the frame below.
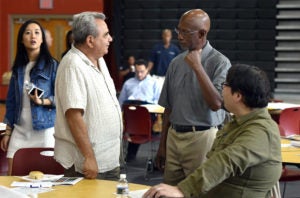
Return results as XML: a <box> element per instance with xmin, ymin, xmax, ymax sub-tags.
<box><xmin>0</xmin><ymin>142</ymin><xmax>299</xmax><ymax>198</ymax></box>
<box><xmin>0</xmin><ymin>176</ymin><xmax>149</xmax><ymax>198</ymax></box>
<box><xmin>281</xmin><ymin>138</ymin><xmax>300</xmax><ymax>164</ymax></box>
<box><xmin>141</xmin><ymin>102</ymin><xmax>300</xmax><ymax>115</ymax></box>
<box><xmin>141</xmin><ymin>104</ymin><xmax>165</xmax><ymax>114</ymax></box>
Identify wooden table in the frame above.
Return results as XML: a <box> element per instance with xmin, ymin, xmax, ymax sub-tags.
<box><xmin>268</xmin><ymin>102</ymin><xmax>300</xmax><ymax>111</ymax></box>
<box><xmin>141</xmin><ymin>102</ymin><xmax>300</xmax><ymax>117</ymax></box>
<box><xmin>0</xmin><ymin>176</ymin><xmax>149</xmax><ymax>198</ymax></box>
<box><xmin>140</xmin><ymin>102</ymin><xmax>300</xmax><ymax>117</ymax></box>
<box><xmin>281</xmin><ymin>139</ymin><xmax>300</xmax><ymax>164</ymax></box>
<box><xmin>141</xmin><ymin>104</ymin><xmax>165</xmax><ymax>114</ymax></box>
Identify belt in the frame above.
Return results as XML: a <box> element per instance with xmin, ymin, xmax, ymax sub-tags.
<box><xmin>172</xmin><ymin>124</ymin><xmax>211</xmax><ymax>133</ymax></box>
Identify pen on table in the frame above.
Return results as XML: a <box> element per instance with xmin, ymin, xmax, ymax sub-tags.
<box><xmin>30</xmin><ymin>184</ymin><xmax>41</xmax><ymax>188</ymax></box>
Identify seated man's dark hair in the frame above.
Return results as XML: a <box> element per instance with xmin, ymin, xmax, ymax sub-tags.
<box><xmin>226</xmin><ymin>64</ymin><xmax>271</xmax><ymax>108</ymax></box>
<box><xmin>135</xmin><ymin>59</ymin><xmax>147</xmax><ymax>67</ymax></box>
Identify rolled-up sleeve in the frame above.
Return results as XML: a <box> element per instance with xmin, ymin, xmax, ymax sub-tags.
<box><xmin>212</xmin><ymin>59</ymin><xmax>231</xmax><ymax>95</ymax></box>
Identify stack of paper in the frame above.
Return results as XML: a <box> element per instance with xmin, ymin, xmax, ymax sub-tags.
<box><xmin>291</xmin><ymin>141</ymin><xmax>300</xmax><ymax>147</ymax></box>
<box><xmin>0</xmin><ymin>185</ymin><xmax>30</xmax><ymax>198</ymax></box>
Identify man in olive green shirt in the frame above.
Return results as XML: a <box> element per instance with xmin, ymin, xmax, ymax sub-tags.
<box><xmin>143</xmin><ymin>64</ymin><xmax>282</xmax><ymax>198</ymax></box>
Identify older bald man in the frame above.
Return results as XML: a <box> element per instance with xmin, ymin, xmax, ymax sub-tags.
<box><xmin>155</xmin><ymin>8</ymin><xmax>231</xmax><ymax>186</ymax></box>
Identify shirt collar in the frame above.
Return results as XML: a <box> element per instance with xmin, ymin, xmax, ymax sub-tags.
<box><xmin>201</xmin><ymin>40</ymin><xmax>213</xmax><ymax>61</ymax></box>
<box><xmin>234</xmin><ymin>108</ymin><xmax>269</xmax><ymax>126</ymax></box>
<box><xmin>182</xmin><ymin>41</ymin><xmax>212</xmax><ymax>60</ymax></box>
<box><xmin>71</xmin><ymin>45</ymin><xmax>97</xmax><ymax>68</ymax></box>
<box><xmin>135</xmin><ymin>74</ymin><xmax>151</xmax><ymax>82</ymax></box>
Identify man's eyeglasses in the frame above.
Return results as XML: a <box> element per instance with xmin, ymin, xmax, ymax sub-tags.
<box><xmin>221</xmin><ymin>82</ymin><xmax>230</xmax><ymax>87</ymax></box>
<box><xmin>174</xmin><ymin>27</ymin><xmax>198</xmax><ymax>37</ymax></box>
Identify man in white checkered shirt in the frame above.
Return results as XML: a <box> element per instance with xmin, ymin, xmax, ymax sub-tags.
<box><xmin>54</xmin><ymin>12</ymin><xmax>123</xmax><ymax>180</ymax></box>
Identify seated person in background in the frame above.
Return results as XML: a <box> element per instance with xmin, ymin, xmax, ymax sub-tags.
<box><xmin>143</xmin><ymin>64</ymin><xmax>282</xmax><ymax>198</ymax></box>
<box><xmin>119</xmin><ymin>59</ymin><xmax>161</xmax><ymax>161</ymax></box>
<box><xmin>119</xmin><ymin>59</ymin><xmax>161</xmax><ymax>107</ymax></box>
<box><xmin>119</xmin><ymin>55</ymin><xmax>136</xmax><ymax>84</ymax></box>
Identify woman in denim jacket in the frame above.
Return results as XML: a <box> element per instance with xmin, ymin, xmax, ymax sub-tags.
<box><xmin>0</xmin><ymin>20</ymin><xmax>58</xmax><ymax>175</ymax></box>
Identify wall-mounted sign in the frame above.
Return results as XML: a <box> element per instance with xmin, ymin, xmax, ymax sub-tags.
<box><xmin>39</xmin><ymin>0</ymin><xmax>53</xmax><ymax>9</ymax></box>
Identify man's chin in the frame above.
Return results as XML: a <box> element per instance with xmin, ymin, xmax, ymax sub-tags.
<box><xmin>179</xmin><ymin>44</ymin><xmax>188</xmax><ymax>50</ymax></box>
<box><xmin>101</xmin><ymin>50</ymin><xmax>108</xmax><ymax>56</ymax></box>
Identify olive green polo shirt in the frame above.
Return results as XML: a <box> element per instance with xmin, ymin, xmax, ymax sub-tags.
<box><xmin>178</xmin><ymin>108</ymin><xmax>282</xmax><ymax>198</ymax></box>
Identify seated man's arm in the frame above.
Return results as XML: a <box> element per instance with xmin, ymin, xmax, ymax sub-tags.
<box><xmin>152</xmin><ymin>81</ymin><xmax>162</xmax><ymax>104</ymax></box>
<box><xmin>65</xmin><ymin>108</ymin><xmax>98</xmax><ymax>179</ymax></box>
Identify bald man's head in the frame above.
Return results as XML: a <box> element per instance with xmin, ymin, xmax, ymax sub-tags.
<box><xmin>176</xmin><ymin>9</ymin><xmax>211</xmax><ymax>50</ymax></box>
<box><xmin>180</xmin><ymin>9</ymin><xmax>211</xmax><ymax>33</ymax></box>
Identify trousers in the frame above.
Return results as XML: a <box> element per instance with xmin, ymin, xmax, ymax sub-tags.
<box><xmin>164</xmin><ymin>126</ymin><xmax>218</xmax><ymax>185</ymax></box>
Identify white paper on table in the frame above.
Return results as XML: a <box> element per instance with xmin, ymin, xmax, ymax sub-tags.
<box><xmin>0</xmin><ymin>185</ymin><xmax>30</xmax><ymax>198</ymax></box>
<box><xmin>11</xmin><ymin>181</ymin><xmax>53</xmax><ymax>188</ymax></box>
<box><xmin>267</xmin><ymin>102</ymin><xmax>300</xmax><ymax>110</ymax></box>
<box><xmin>128</xmin><ymin>189</ymin><xmax>149</xmax><ymax>198</ymax></box>
<box><xmin>281</xmin><ymin>144</ymin><xmax>291</xmax><ymax>148</ymax></box>
<box><xmin>20</xmin><ymin>174</ymin><xmax>64</xmax><ymax>182</ymax></box>
<box><xmin>291</xmin><ymin>141</ymin><xmax>300</xmax><ymax>147</ymax></box>
<box><xmin>12</xmin><ymin>187</ymin><xmax>53</xmax><ymax>195</ymax></box>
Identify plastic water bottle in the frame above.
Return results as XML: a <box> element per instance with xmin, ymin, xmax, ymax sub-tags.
<box><xmin>116</xmin><ymin>174</ymin><xmax>129</xmax><ymax>198</ymax></box>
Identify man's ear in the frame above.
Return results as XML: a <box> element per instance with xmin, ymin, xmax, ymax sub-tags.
<box><xmin>232</xmin><ymin>91</ymin><xmax>243</xmax><ymax>103</ymax></box>
<box><xmin>234</xmin><ymin>92</ymin><xmax>243</xmax><ymax>103</ymax></box>
<box><xmin>198</xmin><ymin>30</ymin><xmax>206</xmax><ymax>39</ymax></box>
<box><xmin>86</xmin><ymin>35</ymin><xmax>94</xmax><ymax>48</ymax></box>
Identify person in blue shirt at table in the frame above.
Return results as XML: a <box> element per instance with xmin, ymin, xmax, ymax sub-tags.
<box><xmin>119</xmin><ymin>59</ymin><xmax>161</xmax><ymax>161</ymax></box>
<box><xmin>148</xmin><ymin>29</ymin><xmax>181</xmax><ymax>89</ymax></box>
<box><xmin>119</xmin><ymin>59</ymin><xmax>161</xmax><ymax>107</ymax></box>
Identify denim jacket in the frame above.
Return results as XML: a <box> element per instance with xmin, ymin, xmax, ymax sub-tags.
<box><xmin>4</xmin><ymin>59</ymin><xmax>58</xmax><ymax>130</ymax></box>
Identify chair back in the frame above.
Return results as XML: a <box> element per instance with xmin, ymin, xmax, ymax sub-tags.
<box><xmin>279</xmin><ymin>107</ymin><xmax>300</xmax><ymax>136</ymax></box>
<box><xmin>123</xmin><ymin>105</ymin><xmax>152</xmax><ymax>143</ymax></box>
<box><xmin>11</xmin><ymin>147</ymin><xmax>64</xmax><ymax>176</ymax></box>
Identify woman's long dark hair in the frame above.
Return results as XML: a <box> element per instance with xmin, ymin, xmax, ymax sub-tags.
<box><xmin>12</xmin><ymin>20</ymin><xmax>54</xmax><ymax>71</ymax></box>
